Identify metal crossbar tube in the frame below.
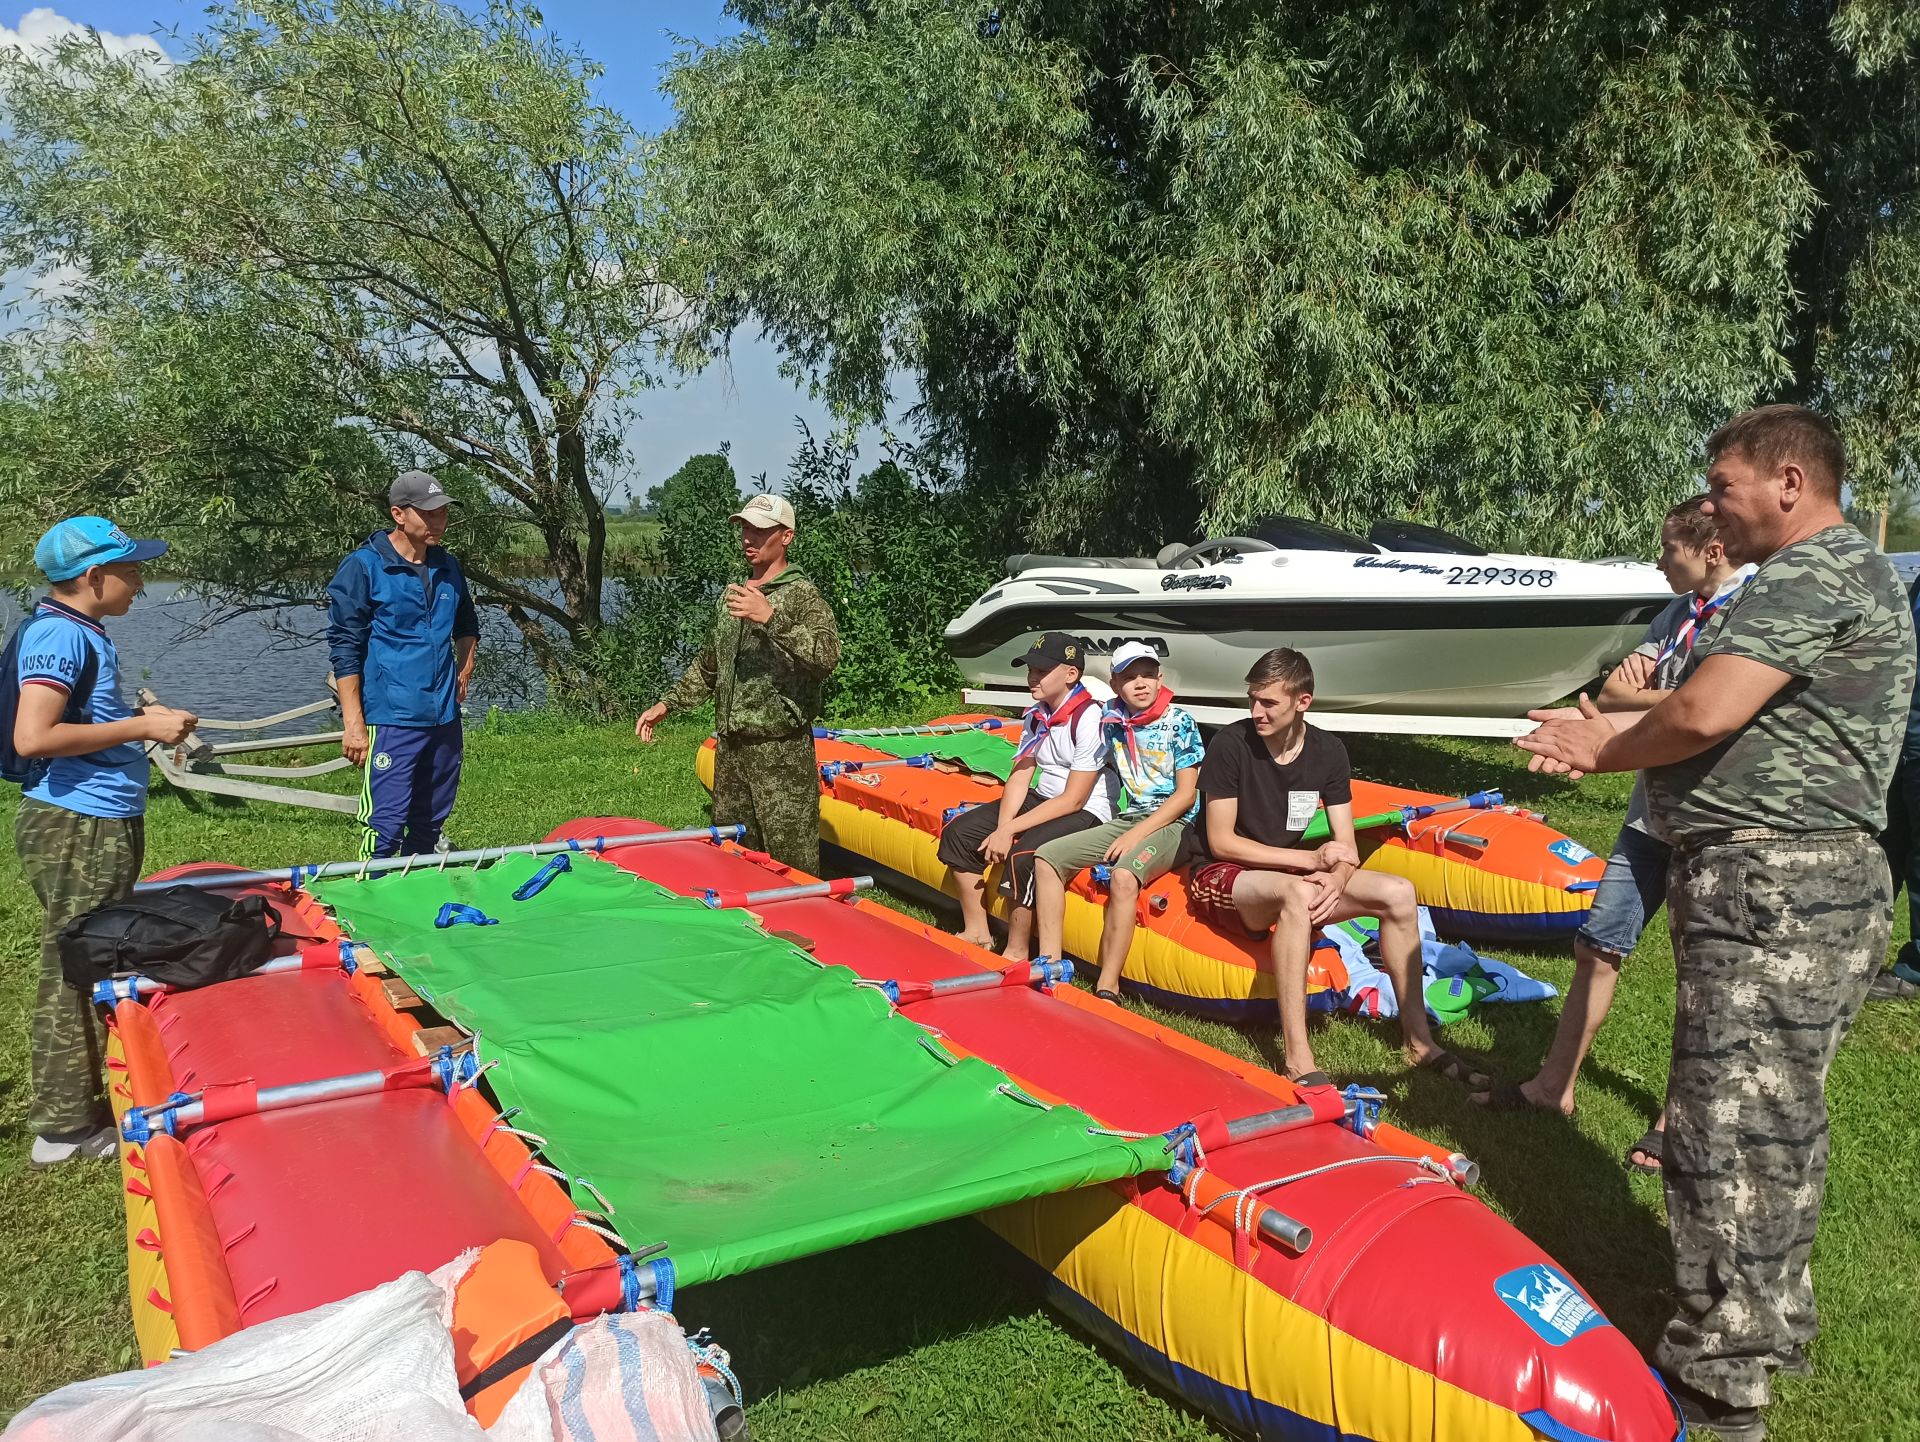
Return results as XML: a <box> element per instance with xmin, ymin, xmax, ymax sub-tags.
<box><xmin>204</xmin><ymin>731</ymin><xmax>347</xmax><ymax>755</ymax></box>
<box><xmin>705</xmin><ymin>877</ymin><xmax>874</xmax><ymax>909</ymax></box>
<box><xmin>131</xmin><ymin>827</ymin><xmax>746</xmax><ymax>893</ymax></box>
<box><xmin>1221</xmin><ymin>1100</ymin><xmax>1356</xmax><ymax>1143</ymax></box>
<box><xmin>212</xmin><ymin>757</ymin><xmax>356</xmax><ymax>779</ymax></box>
<box><xmin>154</xmin><ymin>695</ymin><xmax>340</xmax><ymax>732</ymax></box>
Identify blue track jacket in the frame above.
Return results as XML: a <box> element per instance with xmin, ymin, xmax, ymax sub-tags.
<box><xmin>326</xmin><ymin>531</ymin><xmax>480</xmax><ymax>727</ymax></box>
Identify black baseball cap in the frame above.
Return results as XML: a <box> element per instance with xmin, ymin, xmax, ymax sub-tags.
<box><xmin>1013</xmin><ymin>632</ymin><xmax>1087</xmax><ymax>672</ymax></box>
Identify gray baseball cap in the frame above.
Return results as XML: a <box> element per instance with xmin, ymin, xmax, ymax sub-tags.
<box><xmin>388</xmin><ymin>470</ymin><xmax>455</xmax><ymax>511</ymax></box>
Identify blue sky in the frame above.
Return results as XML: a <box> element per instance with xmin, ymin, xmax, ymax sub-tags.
<box><xmin>4</xmin><ymin>2</ymin><xmax>910</xmax><ymax>498</ymax></box>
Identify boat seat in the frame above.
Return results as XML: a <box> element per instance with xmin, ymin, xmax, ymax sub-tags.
<box><xmin>1004</xmin><ymin>553</ymin><xmax>1159</xmax><ymax>575</ymax></box>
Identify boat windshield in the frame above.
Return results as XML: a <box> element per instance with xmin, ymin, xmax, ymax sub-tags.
<box><xmin>1248</xmin><ymin>515</ymin><xmax>1379</xmax><ymax>554</ymax></box>
<box><xmin>1368</xmin><ymin>519</ymin><xmax>1490</xmax><ymax>556</ymax></box>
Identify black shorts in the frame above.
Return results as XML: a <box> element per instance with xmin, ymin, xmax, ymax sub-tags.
<box><xmin>936</xmin><ymin>791</ymin><xmax>1102</xmax><ymax>908</ymax></box>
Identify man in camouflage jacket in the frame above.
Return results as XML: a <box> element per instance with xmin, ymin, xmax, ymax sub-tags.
<box><xmin>636</xmin><ymin>494</ymin><xmax>840</xmax><ymax>873</ymax></box>
<box><xmin>1519</xmin><ymin>406</ymin><xmax>1914</xmax><ymax>1442</ymax></box>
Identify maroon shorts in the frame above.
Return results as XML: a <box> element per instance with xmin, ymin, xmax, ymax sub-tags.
<box><xmin>1187</xmin><ymin>861</ymin><xmax>1247</xmax><ymax>930</ymax></box>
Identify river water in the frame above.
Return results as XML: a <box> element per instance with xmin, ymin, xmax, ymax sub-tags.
<box><xmin>0</xmin><ymin>581</ymin><xmax>540</xmax><ymax>723</ymax></box>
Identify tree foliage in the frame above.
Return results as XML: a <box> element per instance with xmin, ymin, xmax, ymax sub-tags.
<box><xmin>0</xmin><ymin>0</ymin><xmax>698</xmax><ymax>687</ymax></box>
<box><xmin>655</xmin><ymin>1</ymin><xmax>1920</xmax><ymax>554</ymax></box>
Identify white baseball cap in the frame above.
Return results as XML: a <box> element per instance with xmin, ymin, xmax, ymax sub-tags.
<box><xmin>729</xmin><ymin>493</ymin><xmax>796</xmax><ymax>530</ymax></box>
<box><xmin>1109</xmin><ymin>641</ymin><xmax>1162</xmax><ymax>677</ymax></box>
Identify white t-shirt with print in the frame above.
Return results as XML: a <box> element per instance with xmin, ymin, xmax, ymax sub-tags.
<box><xmin>1026</xmin><ymin>706</ymin><xmax>1117</xmax><ymax>823</ymax></box>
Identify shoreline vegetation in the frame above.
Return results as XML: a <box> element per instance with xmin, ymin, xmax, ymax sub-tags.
<box><xmin>2</xmin><ymin>702</ymin><xmax>1915</xmax><ymax>1439</ymax></box>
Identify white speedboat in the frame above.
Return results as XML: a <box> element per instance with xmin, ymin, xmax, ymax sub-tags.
<box><xmin>944</xmin><ymin>517</ymin><xmax>1672</xmax><ymax>726</ymax></box>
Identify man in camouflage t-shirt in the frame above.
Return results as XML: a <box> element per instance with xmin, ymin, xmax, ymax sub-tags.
<box><xmin>635</xmin><ymin>494</ymin><xmax>841</xmax><ymax>873</ymax></box>
<box><xmin>1519</xmin><ymin>406</ymin><xmax>1914</xmax><ymax>1442</ymax></box>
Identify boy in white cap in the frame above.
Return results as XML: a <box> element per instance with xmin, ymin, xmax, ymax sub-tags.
<box><xmin>1030</xmin><ymin>642</ymin><xmax>1203</xmax><ymax>1001</ymax></box>
<box><xmin>637</xmin><ymin>493</ymin><xmax>841</xmax><ymax>873</ymax></box>
<box><xmin>5</xmin><ymin>516</ymin><xmax>197</xmax><ymax>1165</ymax></box>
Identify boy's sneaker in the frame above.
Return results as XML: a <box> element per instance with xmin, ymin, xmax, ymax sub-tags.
<box><xmin>1867</xmin><ymin>960</ymin><xmax>1920</xmax><ymax>1001</ymax></box>
<box><xmin>30</xmin><ymin>1125</ymin><xmax>118</xmax><ymax>1168</ymax></box>
<box><xmin>1665</xmin><ymin>1377</ymin><xmax>1767</xmax><ymax>1442</ymax></box>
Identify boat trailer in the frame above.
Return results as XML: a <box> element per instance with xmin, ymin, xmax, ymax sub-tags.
<box><xmin>140</xmin><ymin>683</ymin><xmax>360</xmax><ymax>814</ymax></box>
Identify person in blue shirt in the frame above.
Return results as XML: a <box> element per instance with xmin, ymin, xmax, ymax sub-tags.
<box><xmin>326</xmin><ymin>470</ymin><xmax>479</xmax><ymax>859</ymax></box>
<box><xmin>8</xmin><ymin>516</ymin><xmax>196</xmax><ymax>1166</ymax></box>
<box><xmin>1030</xmin><ymin>642</ymin><xmax>1206</xmax><ymax>1001</ymax></box>
<box><xmin>1869</xmin><ymin>573</ymin><xmax>1920</xmax><ymax>1001</ymax></box>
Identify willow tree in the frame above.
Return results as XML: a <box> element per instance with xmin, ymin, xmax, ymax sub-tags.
<box><xmin>0</xmin><ymin>0</ymin><xmax>700</xmax><ymax>687</ymax></box>
<box><xmin>654</xmin><ymin>1</ymin><xmax>1920</xmax><ymax>555</ymax></box>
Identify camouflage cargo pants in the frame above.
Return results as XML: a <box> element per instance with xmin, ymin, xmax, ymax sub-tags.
<box><xmin>711</xmin><ymin>734</ymin><xmax>821</xmax><ymax>877</ymax></box>
<box><xmin>14</xmin><ymin>799</ymin><xmax>144</xmax><ymax>1136</ymax></box>
<box><xmin>1657</xmin><ymin>828</ymin><xmax>1887</xmax><ymax>1410</ymax></box>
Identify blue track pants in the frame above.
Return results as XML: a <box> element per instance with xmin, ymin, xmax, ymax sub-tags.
<box><xmin>358</xmin><ymin>720</ymin><xmax>464</xmax><ymax>859</ymax></box>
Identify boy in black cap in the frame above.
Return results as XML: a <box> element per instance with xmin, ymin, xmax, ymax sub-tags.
<box><xmin>937</xmin><ymin>632</ymin><xmax>1117</xmax><ymax>958</ymax></box>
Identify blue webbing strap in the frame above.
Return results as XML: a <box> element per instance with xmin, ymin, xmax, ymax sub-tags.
<box><xmin>434</xmin><ymin>902</ymin><xmax>498</xmax><ymax>929</ymax></box>
<box><xmin>512</xmin><ymin>853</ymin><xmax>572</xmax><ymax>900</ymax></box>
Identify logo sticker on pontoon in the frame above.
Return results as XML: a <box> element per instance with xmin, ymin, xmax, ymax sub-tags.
<box><xmin>1353</xmin><ymin>556</ymin><xmax>1444</xmax><ymax>576</ymax></box>
<box><xmin>1549</xmin><ymin>838</ymin><xmax>1595</xmax><ymax>866</ymax></box>
<box><xmin>1161</xmin><ymin>574</ymin><xmax>1230</xmax><ymax>592</ymax></box>
<box><xmin>1495</xmin><ymin>1264</ymin><xmax>1608</xmax><ymax>1346</ymax></box>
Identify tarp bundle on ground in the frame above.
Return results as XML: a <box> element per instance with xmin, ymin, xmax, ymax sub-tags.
<box><xmin>312</xmin><ymin>854</ymin><xmax>1167</xmax><ymax>1287</ymax></box>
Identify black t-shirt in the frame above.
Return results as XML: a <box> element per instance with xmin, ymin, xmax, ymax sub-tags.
<box><xmin>1193</xmin><ymin>720</ymin><xmax>1353</xmax><ymax>860</ymax></box>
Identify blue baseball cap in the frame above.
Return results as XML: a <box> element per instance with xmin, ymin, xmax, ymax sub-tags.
<box><xmin>34</xmin><ymin>516</ymin><xmax>169</xmax><ymax>582</ymax></box>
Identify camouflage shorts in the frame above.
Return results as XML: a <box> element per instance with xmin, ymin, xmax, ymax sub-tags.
<box><xmin>14</xmin><ymin>799</ymin><xmax>145</xmax><ymax>1135</ymax></box>
<box><xmin>1656</xmin><ymin>827</ymin><xmax>1887</xmax><ymax>1409</ymax></box>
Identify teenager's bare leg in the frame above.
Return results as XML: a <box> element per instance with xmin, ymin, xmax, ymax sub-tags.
<box><xmin>1033</xmin><ymin>860</ymin><xmax>1068</xmax><ymax>963</ymax></box>
<box><xmin>1001</xmin><ymin>904</ymin><xmax>1033</xmax><ymax>962</ymax></box>
<box><xmin>1515</xmin><ymin>940</ymin><xmax>1624</xmax><ymax>1114</ymax></box>
<box><xmin>1226</xmin><ymin>871</ymin><xmax>1320</xmax><ymax>1080</ymax></box>
<box><xmin>1337</xmin><ymin>871</ymin><xmax>1453</xmax><ymax>1068</ymax></box>
<box><xmin>952</xmin><ymin>870</ymin><xmax>995</xmax><ymax>947</ymax></box>
<box><xmin>1094</xmin><ymin>870</ymin><xmax>1141</xmax><ymax>993</ymax></box>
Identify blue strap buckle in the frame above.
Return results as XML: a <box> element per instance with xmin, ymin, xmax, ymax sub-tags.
<box><xmin>434</xmin><ymin>902</ymin><xmax>498</xmax><ymax>929</ymax></box>
<box><xmin>511</xmin><ymin>853</ymin><xmax>571</xmax><ymax>901</ymax></box>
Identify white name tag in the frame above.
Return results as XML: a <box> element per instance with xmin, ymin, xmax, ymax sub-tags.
<box><xmin>1287</xmin><ymin>791</ymin><xmax>1320</xmax><ymax>832</ymax></box>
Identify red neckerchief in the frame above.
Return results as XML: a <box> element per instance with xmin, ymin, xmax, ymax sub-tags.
<box><xmin>1103</xmin><ymin>686</ymin><xmax>1174</xmax><ymax>774</ymax></box>
<box><xmin>1015</xmin><ymin>684</ymin><xmax>1096</xmax><ymax>762</ymax></box>
<box><xmin>1655</xmin><ymin>573</ymin><xmax>1750</xmax><ymax>666</ymax></box>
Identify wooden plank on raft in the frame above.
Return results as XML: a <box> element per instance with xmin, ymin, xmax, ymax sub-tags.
<box><xmin>410</xmin><ymin>1026</ymin><xmax>473</xmax><ymax>1058</ymax></box>
<box><xmin>382</xmin><ymin>976</ymin><xmax>426</xmax><ymax>1011</ymax></box>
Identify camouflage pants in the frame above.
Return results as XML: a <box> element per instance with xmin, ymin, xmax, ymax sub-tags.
<box><xmin>1656</xmin><ymin>828</ymin><xmax>1887</xmax><ymax>1409</ymax></box>
<box><xmin>14</xmin><ymin>799</ymin><xmax>144</xmax><ymax>1136</ymax></box>
<box><xmin>711</xmin><ymin>734</ymin><xmax>821</xmax><ymax>877</ymax></box>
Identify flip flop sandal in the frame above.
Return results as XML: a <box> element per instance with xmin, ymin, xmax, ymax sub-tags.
<box><xmin>1290</xmin><ymin>1070</ymin><xmax>1335</xmax><ymax>1088</ymax></box>
<box><xmin>1415</xmin><ymin>1048</ymin><xmax>1490</xmax><ymax>1090</ymax></box>
<box><xmin>1094</xmin><ymin>989</ymin><xmax>1126</xmax><ymax>1005</ymax></box>
<box><xmin>1473</xmin><ymin>1081</ymin><xmax>1563</xmax><ymax>1114</ymax></box>
<box><xmin>1625</xmin><ymin>1128</ymin><xmax>1664</xmax><ymax>1175</ymax></box>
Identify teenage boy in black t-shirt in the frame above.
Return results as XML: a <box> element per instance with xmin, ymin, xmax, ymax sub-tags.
<box><xmin>1187</xmin><ymin>648</ymin><xmax>1489</xmax><ymax>1089</ymax></box>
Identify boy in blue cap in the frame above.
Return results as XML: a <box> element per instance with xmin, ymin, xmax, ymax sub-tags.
<box><xmin>327</xmin><ymin>470</ymin><xmax>479</xmax><ymax>859</ymax></box>
<box><xmin>6</xmin><ymin>517</ymin><xmax>197</xmax><ymax>1166</ymax></box>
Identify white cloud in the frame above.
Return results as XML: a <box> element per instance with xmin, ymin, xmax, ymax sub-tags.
<box><xmin>0</xmin><ymin>8</ymin><xmax>169</xmax><ymax>69</ymax></box>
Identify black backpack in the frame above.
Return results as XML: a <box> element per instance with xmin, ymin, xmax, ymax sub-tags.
<box><xmin>1</xmin><ymin>607</ymin><xmax>101</xmax><ymax>785</ymax></box>
<box><xmin>60</xmin><ymin>887</ymin><xmax>281</xmax><ymax>992</ymax></box>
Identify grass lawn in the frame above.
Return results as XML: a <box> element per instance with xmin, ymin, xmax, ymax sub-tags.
<box><xmin>3</xmin><ymin>701</ymin><xmax>1916</xmax><ymax>1439</ymax></box>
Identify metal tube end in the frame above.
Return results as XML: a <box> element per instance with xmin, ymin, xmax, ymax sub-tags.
<box><xmin>1256</xmin><ymin>1208</ymin><xmax>1313</xmax><ymax>1254</ymax></box>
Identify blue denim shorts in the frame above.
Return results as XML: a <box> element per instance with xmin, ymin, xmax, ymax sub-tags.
<box><xmin>1575</xmin><ymin>823</ymin><xmax>1673</xmax><ymax>959</ymax></box>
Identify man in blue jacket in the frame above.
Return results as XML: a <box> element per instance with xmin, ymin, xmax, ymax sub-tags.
<box><xmin>327</xmin><ymin>470</ymin><xmax>479</xmax><ymax>859</ymax></box>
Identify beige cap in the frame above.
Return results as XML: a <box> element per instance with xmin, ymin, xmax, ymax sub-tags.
<box><xmin>729</xmin><ymin>493</ymin><xmax>796</xmax><ymax>530</ymax></box>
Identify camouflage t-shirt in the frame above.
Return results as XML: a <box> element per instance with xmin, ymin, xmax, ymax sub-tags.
<box><xmin>1645</xmin><ymin>525</ymin><xmax>1915</xmax><ymax>842</ymax></box>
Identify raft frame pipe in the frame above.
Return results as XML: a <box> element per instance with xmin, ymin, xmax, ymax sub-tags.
<box><xmin>131</xmin><ymin>826</ymin><xmax>748</xmax><ymax>894</ymax></box>
<box><xmin>121</xmin><ymin>1046</ymin><xmax>478</xmax><ymax>1143</ymax></box>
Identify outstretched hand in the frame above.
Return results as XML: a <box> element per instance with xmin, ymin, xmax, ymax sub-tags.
<box><xmin>1514</xmin><ymin>694</ymin><xmax>1614</xmax><ymax>779</ymax></box>
<box><xmin>635</xmin><ymin>701</ymin><xmax>667</xmax><ymax>743</ymax></box>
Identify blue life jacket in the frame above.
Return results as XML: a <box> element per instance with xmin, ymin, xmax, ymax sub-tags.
<box><xmin>325</xmin><ymin>531</ymin><xmax>479</xmax><ymax>727</ymax></box>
